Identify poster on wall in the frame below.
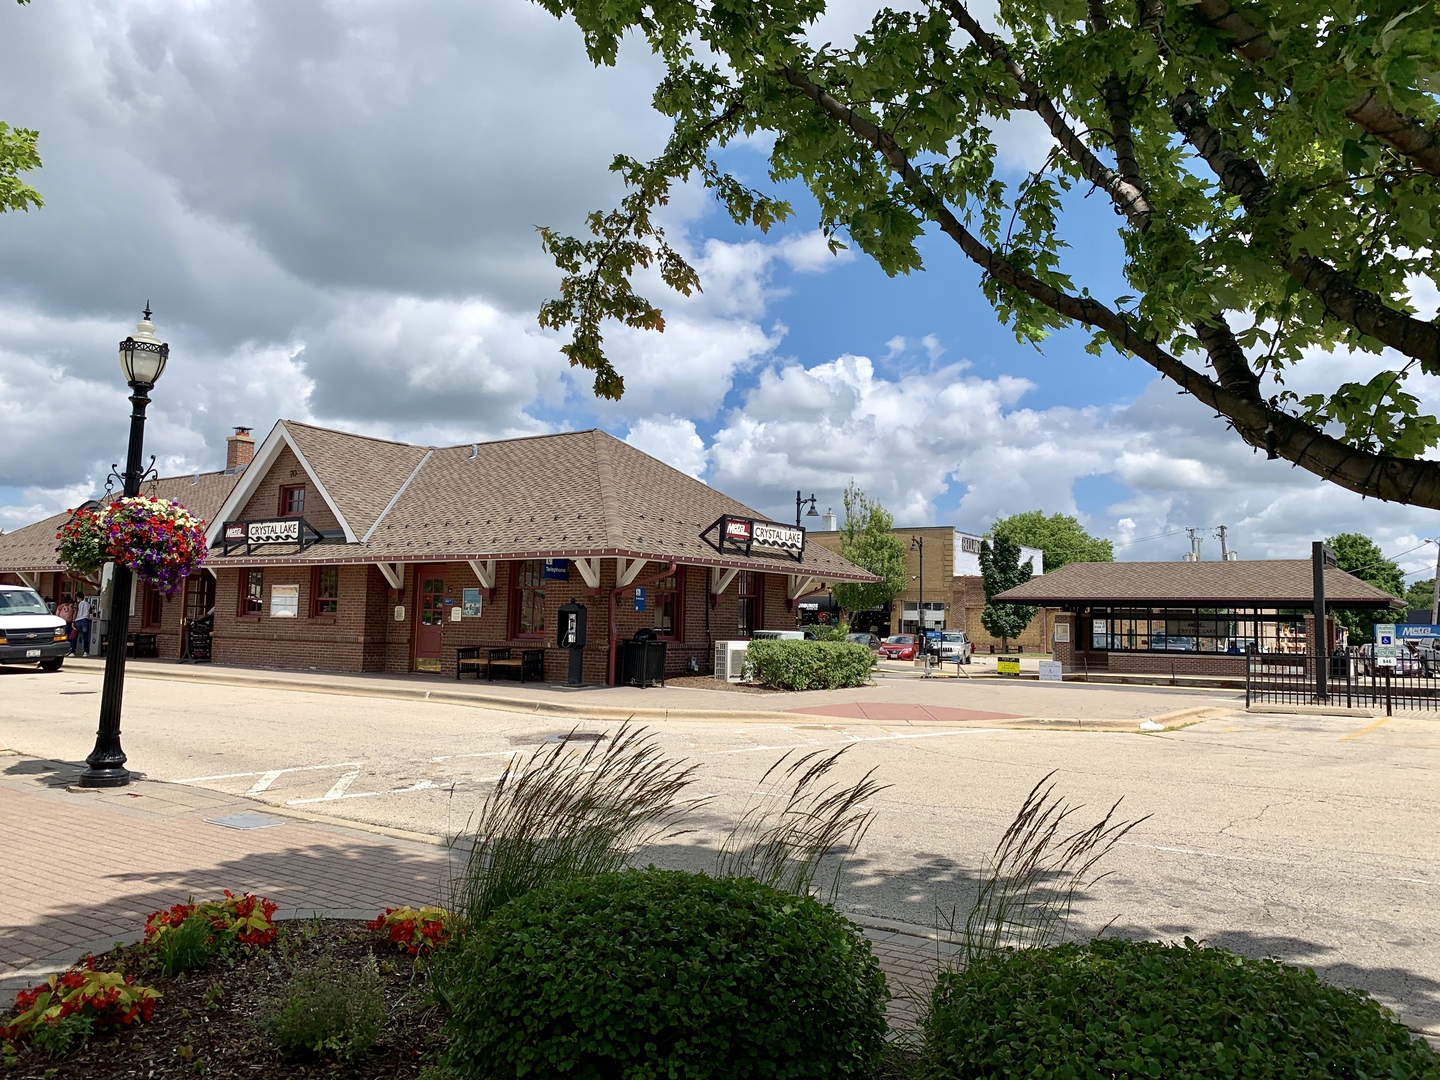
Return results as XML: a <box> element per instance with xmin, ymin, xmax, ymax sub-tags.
<box><xmin>271</xmin><ymin>584</ymin><xmax>299</xmax><ymax>618</ymax></box>
<box><xmin>1052</xmin><ymin>623</ymin><xmax>1070</xmax><ymax>643</ymax></box>
<box><xmin>543</xmin><ymin>559</ymin><xmax>569</xmax><ymax>581</ymax></box>
<box><xmin>462</xmin><ymin>588</ymin><xmax>482</xmax><ymax>617</ymax></box>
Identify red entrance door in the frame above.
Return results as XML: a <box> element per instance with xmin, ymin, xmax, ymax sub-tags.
<box><xmin>414</xmin><ymin>567</ymin><xmax>446</xmax><ymax>673</ymax></box>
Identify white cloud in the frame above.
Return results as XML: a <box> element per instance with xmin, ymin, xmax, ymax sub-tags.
<box><xmin>624</xmin><ymin>417</ymin><xmax>709</xmax><ymax>480</ymax></box>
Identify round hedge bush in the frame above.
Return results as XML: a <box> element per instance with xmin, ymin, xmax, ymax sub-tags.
<box><xmin>442</xmin><ymin>868</ymin><xmax>889</xmax><ymax>1079</ymax></box>
<box><xmin>920</xmin><ymin>938</ymin><xmax>1440</xmax><ymax>1079</ymax></box>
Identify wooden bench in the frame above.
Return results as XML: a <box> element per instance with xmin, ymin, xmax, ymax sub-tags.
<box><xmin>456</xmin><ymin>646</ymin><xmax>485</xmax><ymax>679</ymax></box>
<box><xmin>485</xmin><ymin>647</ymin><xmax>546</xmax><ymax>683</ymax></box>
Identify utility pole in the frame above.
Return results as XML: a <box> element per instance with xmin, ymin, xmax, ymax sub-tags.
<box><xmin>1214</xmin><ymin>525</ymin><xmax>1230</xmax><ymax>561</ymax></box>
<box><xmin>1184</xmin><ymin>528</ymin><xmax>1202</xmax><ymax>561</ymax></box>
<box><xmin>1431</xmin><ymin>538</ymin><xmax>1440</xmax><ymax>626</ymax></box>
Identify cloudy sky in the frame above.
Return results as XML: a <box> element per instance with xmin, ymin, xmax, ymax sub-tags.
<box><xmin>2</xmin><ymin>0</ymin><xmax>1438</xmax><ymax>580</ymax></box>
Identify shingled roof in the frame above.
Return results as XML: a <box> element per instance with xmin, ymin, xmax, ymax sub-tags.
<box><xmin>0</xmin><ymin>470</ymin><xmax>241</xmax><ymax>573</ymax></box>
<box><xmin>205</xmin><ymin>422</ymin><xmax>876</xmax><ymax>582</ymax></box>
<box><xmin>994</xmin><ymin>560</ymin><xmax>1403</xmax><ymax>610</ymax></box>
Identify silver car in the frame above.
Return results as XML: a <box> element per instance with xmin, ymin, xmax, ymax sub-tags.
<box><xmin>939</xmin><ymin>630</ymin><xmax>973</xmax><ymax>664</ymax></box>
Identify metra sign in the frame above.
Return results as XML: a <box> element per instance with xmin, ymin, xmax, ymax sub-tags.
<box><xmin>724</xmin><ymin>518</ymin><xmax>753</xmax><ymax>542</ymax></box>
<box><xmin>247</xmin><ymin>519</ymin><xmax>301</xmax><ymax>544</ymax></box>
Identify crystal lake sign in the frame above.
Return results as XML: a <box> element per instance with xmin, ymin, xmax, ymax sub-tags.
<box><xmin>219</xmin><ymin>517</ymin><xmax>325</xmax><ymax>556</ymax></box>
<box><xmin>701</xmin><ymin>514</ymin><xmax>806</xmax><ymax>562</ymax></box>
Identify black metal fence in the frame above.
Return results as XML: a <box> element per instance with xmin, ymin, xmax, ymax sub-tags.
<box><xmin>1245</xmin><ymin>650</ymin><xmax>1440</xmax><ymax>714</ymax></box>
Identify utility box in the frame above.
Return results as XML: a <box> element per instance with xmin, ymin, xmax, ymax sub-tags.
<box><xmin>714</xmin><ymin>640</ymin><xmax>749</xmax><ymax>683</ymax></box>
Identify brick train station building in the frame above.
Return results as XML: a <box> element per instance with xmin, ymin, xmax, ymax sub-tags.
<box><xmin>0</xmin><ymin>421</ymin><xmax>873</xmax><ymax>684</ymax></box>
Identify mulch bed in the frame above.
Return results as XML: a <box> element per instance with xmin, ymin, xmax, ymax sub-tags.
<box><xmin>2</xmin><ymin>921</ymin><xmax>445</xmax><ymax>1079</ymax></box>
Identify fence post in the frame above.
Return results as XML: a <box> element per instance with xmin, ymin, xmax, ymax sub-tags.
<box><xmin>1244</xmin><ymin>654</ymin><xmax>1251</xmax><ymax>708</ymax></box>
<box><xmin>1386</xmin><ymin>667</ymin><xmax>1393</xmax><ymax>717</ymax></box>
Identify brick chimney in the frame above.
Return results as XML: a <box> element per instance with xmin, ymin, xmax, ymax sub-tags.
<box><xmin>226</xmin><ymin>426</ymin><xmax>255</xmax><ymax>472</ymax></box>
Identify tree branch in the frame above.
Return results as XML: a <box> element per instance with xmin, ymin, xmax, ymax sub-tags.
<box><xmin>942</xmin><ymin>0</ymin><xmax>1153</xmax><ymax>230</ymax></box>
<box><xmin>1170</xmin><ymin>91</ymin><xmax>1440</xmax><ymax>371</ymax></box>
<box><xmin>1086</xmin><ymin>0</ymin><xmax>1146</xmax><ymax>200</ymax></box>
<box><xmin>1190</xmin><ymin>0</ymin><xmax>1440</xmax><ymax>178</ymax></box>
<box><xmin>778</xmin><ymin>64</ymin><xmax>1440</xmax><ymax>508</ymax></box>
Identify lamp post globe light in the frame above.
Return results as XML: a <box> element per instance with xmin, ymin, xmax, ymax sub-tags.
<box><xmin>795</xmin><ymin>491</ymin><xmax>818</xmax><ymax>529</ymax></box>
<box><xmin>910</xmin><ymin>535</ymin><xmax>924</xmax><ymax>647</ymax></box>
<box><xmin>79</xmin><ymin>307</ymin><xmax>170</xmax><ymax>789</ymax></box>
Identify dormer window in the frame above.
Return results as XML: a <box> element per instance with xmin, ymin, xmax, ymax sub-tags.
<box><xmin>279</xmin><ymin>484</ymin><xmax>306</xmax><ymax>517</ymax></box>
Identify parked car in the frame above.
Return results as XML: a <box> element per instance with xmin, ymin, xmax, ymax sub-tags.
<box><xmin>1147</xmin><ymin>634</ymin><xmax>1197</xmax><ymax>651</ymax></box>
<box><xmin>0</xmin><ymin>584</ymin><xmax>70</xmax><ymax>672</ymax></box>
<box><xmin>939</xmin><ymin>630</ymin><xmax>973</xmax><ymax>664</ymax></box>
<box><xmin>1355</xmin><ymin>643</ymin><xmax>1423</xmax><ymax>676</ymax></box>
<box><xmin>846</xmin><ymin>632</ymin><xmax>881</xmax><ymax>651</ymax></box>
<box><xmin>879</xmin><ymin>634</ymin><xmax>918</xmax><ymax>660</ymax></box>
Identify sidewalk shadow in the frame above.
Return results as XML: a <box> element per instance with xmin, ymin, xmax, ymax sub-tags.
<box><xmin>2</xmin><ymin>757</ymin><xmax>86</xmax><ymax>788</ymax></box>
<box><xmin>0</xmin><ymin>838</ymin><xmax>453</xmax><ymax>985</ymax></box>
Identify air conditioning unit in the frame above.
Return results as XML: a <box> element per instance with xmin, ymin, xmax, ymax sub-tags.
<box><xmin>714</xmin><ymin>640</ymin><xmax>750</xmax><ymax>683</ymax></box>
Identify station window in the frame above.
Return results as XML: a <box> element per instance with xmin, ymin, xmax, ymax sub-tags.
<box><xmin>142</xmin><ymin>583</ymin><xmax>165</xmax><ymax>628</ymax></box>
<box><xmin>737</xmin><ymin>571</ymin><xmax>761</xmax><ymax>637</ymax></box>
<box><xmin>278</xmin><ymin>484</ymin><xmax>306</xmax><ymax>517</ymax></box>
<box><xmin>653</xmin><ymin>572</ymin><xmax>682</xmax><ymax>641</ymax></box>
<box><xmin>311</xmin><ymin>566</ymin><xmax>340</xmax><ymax>616</ymax></box>
<box><xmin>511</xmin><ymin>559</ymin><xmax>546</xmax><ymax>637</ymax></box>
<box><xmin>239</xmin><ymin>569</ymin><xmax>264</xmax><ymax>616</ymax></box>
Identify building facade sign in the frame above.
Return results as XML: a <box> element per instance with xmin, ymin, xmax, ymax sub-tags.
<box><xmin>219</xmin><ymin>516</ymin><xmax>323</xmax><ymax>556</ymax></box>
<box><xmin>702</xmin><ymin>514</ymin><xmax>806</xmax><ymax>562</ymax></box>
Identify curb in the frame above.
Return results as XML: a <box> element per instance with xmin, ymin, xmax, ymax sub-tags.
<box><xmin>1246</xmin><ymin>704</ymin><xmax>1377</xmax><ymax>718</ymax></box>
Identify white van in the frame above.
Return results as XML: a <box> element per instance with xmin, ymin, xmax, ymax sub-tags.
<box><xmin>0</xmin><ymin>584</ymin><xmax>70</xmax><ymax>671</ymax></box>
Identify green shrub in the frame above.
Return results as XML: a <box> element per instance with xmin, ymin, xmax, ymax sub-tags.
<box><xmin>919</xmin><ymin>937</ymin><xmax>1440</xmax><ymax>1080</ymax></box>
<box><xmin>262</xmin><ymin>955</ymin><xmax>386</xmax><ymax>1062</ymax></box>
<box><xmin>744</xmin><ymin>639</ymin><xmax>876</xmax><ymax>690</ymax></box>
<box><xmin>443</xmin><ymin>868</ymin><xmax>889</xmax><ymax>1079</ymax></box>
<box><xmin>153</xmin><ymin>912</ymin><xmax>218</xmax><ymax>976</ymax></box>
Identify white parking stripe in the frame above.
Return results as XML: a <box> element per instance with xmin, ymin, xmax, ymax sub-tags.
<box><xmin>245</xmin><ymin>770</ymin><xmax>285</xmax><ymax>795</ymax></box>
<box><xmin>322</xmin><ymin>768</ymin><xmax>362</xmax><ymax>800</ymax></box>
<box><xmin>176</xmin><ymin>761</ymin><xmax>363</xmax><ymax>784</ymax></box>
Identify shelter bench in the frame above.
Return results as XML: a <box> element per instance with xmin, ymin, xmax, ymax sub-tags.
<box><xmin>485</xmin><ymin>647</ymin><xmax>545</xmax><ymax>683</ymax></box>
<box><xmin>456</xmin><ymin>646</ymin><xmax>486</xmax><ymax>679</ymax></box>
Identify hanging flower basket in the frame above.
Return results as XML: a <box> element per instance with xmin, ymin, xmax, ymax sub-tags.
<box><xmin>56</xmin><ymin>496</ymin><xmax>208</xmax><ymax>595</ymax></box>
<box><xmin>56</xmin><ymin>505</ymin><xmax>108</xmax><ymax>576</ymax></box>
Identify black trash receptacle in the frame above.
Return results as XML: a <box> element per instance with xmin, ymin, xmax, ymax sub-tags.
<box><xmin>620</xmin><ymin>629</ymin><xmax>667</xmax><ymax>688</ymax></box>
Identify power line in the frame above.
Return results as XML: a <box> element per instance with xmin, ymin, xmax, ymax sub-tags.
<box><xmin>1112</xmin><ymin>528</ymin><xmax>1188</xmax><ymax>549</ymax></box>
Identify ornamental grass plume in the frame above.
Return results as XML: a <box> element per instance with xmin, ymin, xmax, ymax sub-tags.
<box><xmin>449</xmin><ymin>725</ymin><xmax>701</xmax><ymax>928</ymax></box>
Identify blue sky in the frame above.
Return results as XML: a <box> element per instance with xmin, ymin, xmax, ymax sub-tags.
<box><xmin>1</xmin><ymin>0</ymin><xmax>1437</xmax><ymax>579</ymax></box>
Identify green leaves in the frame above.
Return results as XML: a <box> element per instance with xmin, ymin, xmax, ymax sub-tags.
<box><xmin>442</xmin><ymin>869</ymin><xmax>889</xmax><ymax>1079</ymax></box>
<box><xmin>0</xmin><ymin>121</ymin><xmax>42</xmax><ymax>214</ymax></box>
<box><xmin>918</xmin><ymin>939</ymin><xmax>1440</xmax><ymax>1080</ymax></box>
<box><xmin>831</xmin><ymin>481</ymin><xmax>908</xmax><ymax>616</ymax></box>
<box><xmin>979</xmin><ymin>534</ymin><xmax>1037</xmax><ymax>645</ymax></box>
<box><xmin>533</xmin><ymin>0</ymin><xmax>1440</xmax><ymax>494</ymax></box>
<box><xmin>743</xmin><ymin>639</ymin><xmax>877</xmax><ymax>689</ymax></box>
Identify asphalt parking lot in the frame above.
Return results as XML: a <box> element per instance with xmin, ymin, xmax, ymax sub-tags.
<box><xmin>2</xmin><ymin>664</ymin><xmax>1438</xmax><ymax>1035</ymax></box>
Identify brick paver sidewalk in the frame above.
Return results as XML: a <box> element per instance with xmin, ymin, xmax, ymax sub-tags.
<box><xmin>0</xmin><ymin>751</ymin><xmax>945</xmax><ymax>1026</ymax></box>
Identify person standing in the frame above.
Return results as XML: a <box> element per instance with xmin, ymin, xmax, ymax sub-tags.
<box><xmin>73</xmin><ymin>593</ymin><xmax>93</xmax><ymax>656</ymax></box>
<box><xmin>54</xmin><ymin>596</ymin><xmax>76</xmax><ymax>655</ymax></box>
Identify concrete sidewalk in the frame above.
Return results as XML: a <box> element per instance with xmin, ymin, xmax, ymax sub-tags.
<box><xmin>0</xmin><ymin>750</ymin><xmax>948</xmax><ymax>1026</ymax></box>
<box><xmin>57</xmin><ymin>656</ymin><xmax>1237</xmax><ymax>730</ymax></box>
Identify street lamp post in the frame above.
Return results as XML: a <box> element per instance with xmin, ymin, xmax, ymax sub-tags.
<box><xmin>79</xmin><ymin>308</ymin><xmax>169</xmax><ymax>789</ymax></box>
<box><xmin>910</xmin><ymin>535</ymin><xmax>924</xmax><ymax>646</ymax></box>
<box><xmin>795</xmin><ymin>491</ymin><xmax>819</xmax><ymax>529</ymax></box>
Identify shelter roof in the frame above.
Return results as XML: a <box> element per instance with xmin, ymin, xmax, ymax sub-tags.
<box><xmin>993</xmin><ymin>559</ymin><xmax>1403</xmax><ymax>610</ymax></box>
